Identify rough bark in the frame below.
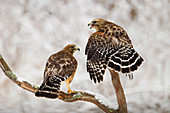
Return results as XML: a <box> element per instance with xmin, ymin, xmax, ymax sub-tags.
<box><xmin>0</xmin><ymin>54</ymin><xmax>127</xmax><ymax>113</ymax></box>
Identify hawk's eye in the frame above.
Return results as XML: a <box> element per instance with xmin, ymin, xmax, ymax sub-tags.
<box><xmin>71</xmin><ymin>46</ymin><xmax>75</xmax><ymax>49</ymax></box>
<box><xmin>93</xmin><ymin>21</ymin><xmax>97</xmax><ymax>24</ymax></box>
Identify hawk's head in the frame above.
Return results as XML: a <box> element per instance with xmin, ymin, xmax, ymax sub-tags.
<box><xmin>88</xmin><ymin>18</ymin><xmax>108</xmax><ymax>31</ymax></box>
<box><xmin>63</xmin><ymin>44</ymin><xmax>80</xmax><ymax>54</ymax></box>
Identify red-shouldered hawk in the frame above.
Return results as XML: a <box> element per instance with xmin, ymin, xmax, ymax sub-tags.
<box><xmin>85</xmin><ymin>18</ymin><xmax>144</xmax><ymax>83</ymax></box>
<box><xmin>35</xmin><ymin>44</ymin><xmax>80</xmax><ymax>98</ymax></box>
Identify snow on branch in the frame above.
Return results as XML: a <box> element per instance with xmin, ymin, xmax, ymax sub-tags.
<box><xmin>0</xmin><ymin>54</ymin><xmax>118</xmax><ymax>113</ymax></box>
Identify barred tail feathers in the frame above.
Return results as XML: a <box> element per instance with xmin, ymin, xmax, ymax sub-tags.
<box><xmin>35</xmin><ymin>76</ymin><xmax>62</xmax><ymax>99</ymax></box>
<box><xmin>108</xmin><ymin>46</ymin><xmax>144</xmax><ymax>78</ymax></box>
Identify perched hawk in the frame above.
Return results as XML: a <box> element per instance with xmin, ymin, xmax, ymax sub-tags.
<box><xmin>35</xmin><ymin>44</ymin><xmax>80</xmax><ymax>98</ymax></box>
<box><xmin>85</xmin><ymin>18</ymin><xmax>144</xmax><ymax>83</ymax></box>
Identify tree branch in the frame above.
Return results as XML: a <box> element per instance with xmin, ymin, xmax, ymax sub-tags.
<box><xmin>109</xmin><ymin>69</ymin><xmax>128</xmax><ymax>113</ymax></box>
<box><xmin>0</xmin><ymin>54</ymin><xmax>118</xmax><ymax>113</ymax></box>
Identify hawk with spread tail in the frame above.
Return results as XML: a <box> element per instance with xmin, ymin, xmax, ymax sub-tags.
<box><xmin>35</xmin><ymin>44</ymin><xmax>80</xmax><ymax>98</ymax></box>
<box><xmin>85</xmin><ymin>18</ymin><xmax>144</xmax><ymax>83</ymax></box>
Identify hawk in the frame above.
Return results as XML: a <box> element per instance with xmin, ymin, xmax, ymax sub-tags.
<box><xmin>85</xmin><ymin>18</ymin><xmax>144</xmax><ymax>83</ymax></box>
<box><xmin>35</xmin><ymin>44</ymin><xmax>80</xmax><ymax>98</ymax></box>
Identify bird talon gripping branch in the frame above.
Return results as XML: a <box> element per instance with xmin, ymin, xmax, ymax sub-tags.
<box><xmin>67</xmin><ymin>88</ymin><xmax>76</xmax><ymax>94</ymax></box>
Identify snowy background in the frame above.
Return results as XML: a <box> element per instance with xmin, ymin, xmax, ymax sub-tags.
<box><xmin>0</xmin><ymin>0</ymin><xmax>170</xmax><ymax>113</ymax></box>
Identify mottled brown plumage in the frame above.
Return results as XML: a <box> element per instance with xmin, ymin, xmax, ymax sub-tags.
<box><xmin>86</xmin><ymin>18</ymin><xmax>144</xmax><ymax>83</ymax></box>
<box><xmin>35</xmin><ymin>44</ymin><xmax>80</xmax><ymax>98</ymax></box>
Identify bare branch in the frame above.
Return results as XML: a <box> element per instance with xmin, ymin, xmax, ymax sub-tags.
<box><xmin>0</xmin><ymin>54</ymin><xmax>117</xmax><ymax>113</ymax></box>
<box><xmin>109</xmin><ymin>69</ymin><xmax>127</xmax><ymax>113</ymax></box>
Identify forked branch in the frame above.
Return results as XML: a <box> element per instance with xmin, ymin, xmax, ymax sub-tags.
<box><xmin>0</xmin><ymin>54</ymin><xmax>127</xmax><ymax>113</ymax></box>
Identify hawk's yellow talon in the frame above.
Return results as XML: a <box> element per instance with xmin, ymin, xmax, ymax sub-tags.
<box><xmin>68</xmin><ymin>90</ymin><xmax>75</xmax><ymax>94</ymax></box>
<box><xmin>67</xmin><ymin>86</ymin><xmax>75</xmax><ymax>94</ymax></box>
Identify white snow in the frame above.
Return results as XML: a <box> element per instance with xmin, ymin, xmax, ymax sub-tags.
<box><xmin>17</xmin><ymin>76</ymin><xmax>25</xmax><ymax>83</ymax></box>
<box><xmin>78</xmin><ymin>90</ymin><xmax>113</xmax><ymax>108</ymax></box>
<box><xmin>0</xmin><ymin>0</ymin><xmax>170</xmax><ymax>113</ymax></box>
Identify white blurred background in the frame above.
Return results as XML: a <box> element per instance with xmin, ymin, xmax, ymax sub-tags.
<box><xmin>0</xmin><ymin>0</ymin><xmax>170</xmax><ymax>113</ymax></box>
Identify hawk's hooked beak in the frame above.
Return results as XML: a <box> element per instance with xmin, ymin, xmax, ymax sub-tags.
<box><xmin>88</xmin><ymin>22</ymin><xmax>93</xmax><ymax>29</ymax></box>
<box><xmin>75</xmin><ymin>46</ymin><xmax>80</xmax><ymax>51</ymax></box>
